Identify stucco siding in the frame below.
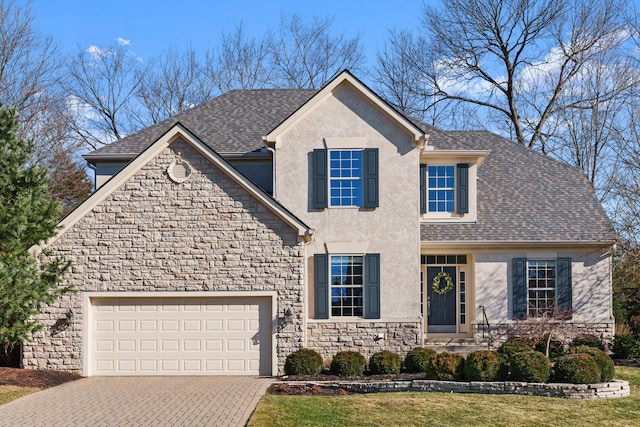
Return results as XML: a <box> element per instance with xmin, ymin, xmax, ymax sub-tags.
<box><xmin>274</xmin><ymin>82</ymin><xmax>421</xmax><ymax>322</ymax></box>
<box><xmin>474</xmin><ymin>248</ymin><xmax>613</xmax><ymax>333</ymax></box>
<box><xmin>23</xmin><ymin>138</ymin><xmax>305</xmax><ymax>373</ymax></box>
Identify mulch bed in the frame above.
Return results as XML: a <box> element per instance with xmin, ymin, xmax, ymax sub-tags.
<box><xmin>0</xmin><ymin>367</ymin><xmax>82</xmax><ymax>389</ymax></box>
<box><xmin>613</xmin><ymin>358</ymin><xmax>640</xmax><ymax>368</ymax></box>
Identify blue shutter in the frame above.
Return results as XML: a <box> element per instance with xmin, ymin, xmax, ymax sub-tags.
<box><xmin>364</xmin><ymin>253</ymin><xmax>381</xmax><ymax>319</ymax></box>
<box><xmin>420</xmin><ymin>164</ymin><xmax>427</xmax><ymax>214</ymax></box>
<box><xmin>362</xmin><ymin>148</ymin><xmax>379</xmax><ymax>208</ymax></box>
<box><xmin>456</xmin><ymin>163</ymin><xmax>469</xmax><ymax>214</ymax></box>
<box><xmin>312</xmin><ymin>149</ymin><xmax>327</xmax><ymax>209</ymax></box>
<box><xmin>512</xmin><ymin>258</ymin><xmax>527</xmax><ymax>319</ymax></box>
<box><xmin>556</xmin><ymin>258</ymin><xmax>572</xmax><ymax>313</ymax></box>
<box><xmin>314</xmin><ymin>254</ymin><xmax>329</xmax><ymax>319</ymax></box>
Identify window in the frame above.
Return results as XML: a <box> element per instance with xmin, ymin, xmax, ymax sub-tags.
<box><xmin>329</xmin><ymin>150</ymin><xmax>363</xmax><ymax>207</ymax></box>
<box><xmin>330</xmin><ymin>255</ymin><xmax>363</xmax><ymax>316</ymax></box>
<box><xmin>311</xmin><ymin>148</ymin><xmax>378</xmax><ymax>209</ymax></box>
<box><xmin>428</xmin><ymin>165</ymin><xmax>455</xmax><ymax>212</ymax></box>
<box><xmin>314</xmin><ymin>253</ymin><xmax>380</xmax><ymax>319</ymax></box>
<box><xmin>420</xmin><ymin>163</ymin><xmax>469</xmax><ymax>215</ymax></box>
<box><xmin>527</xmin><ymin>260</ymin><xmax>556</xmax><ymax>317</ymax></box>
<box><xmin>512</xmin><ymin>258</ymin><xmax>572</xmax><ymax>319</ymax></box>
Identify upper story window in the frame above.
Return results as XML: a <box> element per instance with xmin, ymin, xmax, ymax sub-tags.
<box><xmin>420</xmin><ymin>163</ymin><xmax>469</xmax><ymax>216</ymax></box>
<box><xmin>312</xmin><ymin>148</ymin><xmax>378</xmax><ymax>209</ymax></box>
<box><xmin>427</xmin><ymin>165</ymin><xmax>455</xmax><ymax>212</ymax></box>
<box><xmin>329</xmin><ymin>150</ymin><xmax>363</xmax><ymax>207</ymax></box>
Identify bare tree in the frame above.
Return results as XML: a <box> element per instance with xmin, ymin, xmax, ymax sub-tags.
<box><xmin>383</xmin><ymin>0</ymin><xmax>635</xmax><ymax>152</ymax></box>
<box><xmin>205</xmin><ymin>23</ymin><xmax>273</xmax><ymax>92</ymax></box>
<box><xmin>267</xmin><ymin>14</ymin><xmax>365</xmax><ymax>89</ymax></box>
<box><xmin>62</xmin><ymin>42</ymin><xmax>148</xmax><ymax>149</ymax></box>
<box><xmin>135</xmin><ymin>46</ymin><xmax>213</xmax><ymax>126</ymax></box>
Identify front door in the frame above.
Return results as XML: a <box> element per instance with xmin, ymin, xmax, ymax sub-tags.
<box><xmin>426</xmin><ymin>266</ymin><xmax>457</xmax><ymax>333</ymax></box>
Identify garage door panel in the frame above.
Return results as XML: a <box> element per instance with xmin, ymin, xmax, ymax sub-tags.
<box><xmin>91</xmin><ymin>297</ymin><xmax>271</xmax><ymax>376</ymax></box>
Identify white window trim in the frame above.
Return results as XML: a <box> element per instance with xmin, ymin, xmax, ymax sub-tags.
<box><xmin>328</xmin><ymin>149</ymin><xmax>364</xmax><ymax>208</ymax></box>
<box><xmin>329</xmin><ymin>253</ymin><xmax>365</xmax><ymax>319</ymax></box>
<box><xmin>421</xmin><ymin>159</ymin><xmax>478</xmax><ymax>223</ymax></box>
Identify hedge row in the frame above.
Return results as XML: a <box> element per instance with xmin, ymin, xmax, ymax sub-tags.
<box><xmin>284</xmin><ymin>341</ymin><xmax>615</xmax><ymax>384</ymax></box>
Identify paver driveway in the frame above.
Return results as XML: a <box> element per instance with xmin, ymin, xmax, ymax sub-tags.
<box><xmin>0</xmin><ymin>376</ymin><xmax>272</xmax><ymax>427</ymax></box>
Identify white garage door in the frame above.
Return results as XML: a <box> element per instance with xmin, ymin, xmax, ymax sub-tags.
<box><xmin>90</xmin><ymin>297</ymin><xmax>272</xmax><ymax>376</ymax></box>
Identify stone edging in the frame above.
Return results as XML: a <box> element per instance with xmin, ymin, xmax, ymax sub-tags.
<box><xmin>281</xmin><ymin>379</ymin><xmax>630</xmax><ymax>399</ymax></box>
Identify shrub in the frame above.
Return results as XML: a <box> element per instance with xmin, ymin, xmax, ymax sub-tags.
<box><xmin>535</xmin><ymin>338</ymin><xmax>565</xmax><ymax>359</ymax></box>
<box><xmin>369</xmin><ymin>351</ymin><xmax>402</xmax><ymax>374</ymax></box>
<box><xmin>554</xmin><ymin>353</ymin><xmax>602</xmax><ymax>384</ymax></box>
<box><xmin>284</xmin><ymin>348</ymin><xmax>324</xmax><ymax>376</ymax></box>
<box><xmin>612</xmin><ymin>334</ymin><xmax>640</xmax><ymax>359</ymax></box>
<box><xmin>568</xmin><ymin>346</ymin><xmax>615</xmax><ymax>382</ymax></box>
<box><xmin>497</xmin><ymin>337</ymin><xmax>535</xmax><ymax>361</ymax></box>
<box><xmin>463</xmin><ymin>350</ymin><xmax>507</xmax><ymax>381</ymax></box>
<box><xmin>509</xmin><ymin>350</ymin><xmax>551</xmax><ymax>383</ymax></box>
<box><xmin>404</xmin><ymin>347</ymin><xmax>437</xmax><ymax>373</ymax></box>
<box><xmin>570</xmin><ymin>334</ymin><xmax>604</xmax><ymax>350</ymax></box>
<box><xmin>330</xmin><ymin>351</ymin><xmax>366</xmax><ymax>376</ymax></box>
<box><xmin>425</xmin><ymin>352</ymin><xmax>465</xmax><ymax>381</ymax></box>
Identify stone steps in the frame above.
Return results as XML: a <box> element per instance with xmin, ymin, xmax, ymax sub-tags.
<box><xmin>422</xmin><ymin>339</ymin><xmax>492</xmax><ymax>355</ymax></box>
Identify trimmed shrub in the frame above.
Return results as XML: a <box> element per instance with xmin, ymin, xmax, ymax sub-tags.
<box><xmin>497</xmin><ymin>337</ymin><xmax>535</xmax><ymax>361</ymax></box>
<box><xmin>330</xmin><ymin>351</ymin><xmax>366</xmax><ymax>376</ymax></box>
<box><xmin>509</xmin><ymin>350</ymin><xmax>551</xmax><ymax>383</ymax></box>
<box><xmin>612</xmin><ymin>334</ymin><xmax>640</xmax><ymax>359</ymax></box>
<box><xmin>404</xmin><ymin>347</ymin><xmax>437</xmax><ymax>373</ymax></box>
<box><xmin>284</xmin><ymin>348</ymin><xmax>323</xmax><ymax>376</ymax></box>
<box><xmin>426</xmin><ymin>352</ymin><xmax>465</xmax><ymax>381</ymax></box>
<box><xmin>570</xmin><ymin>334</ymin><xmax>604</xmax><ymax>351</ymax></box>
<box><xmin>554</xmin><ymin>353</ymin><xmax>602</xmax><ymax>384</ymax></box>
<box><xmin>568</xmin><ymin>345</ymin><xmax>615</xmax><ymax>382</ymax></box>
<box><xmin>369</xmin><ymin>351</ymin><xmax>402</xmax><ymax>375</ymax></box>
<box><xmin>463</xmin><ymin>350</ymin><xmax>507</xmax><ymax>381</ymax></box>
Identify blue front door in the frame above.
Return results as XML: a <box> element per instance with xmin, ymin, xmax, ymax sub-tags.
<box><xmin>427</xmin><ymin>266</ymin><xmax>457</xmax><ymax>333</ymax></box>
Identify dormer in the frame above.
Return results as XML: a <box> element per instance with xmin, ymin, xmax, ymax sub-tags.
<box><xmin>420</xmin><ymin>148</ymin><xmax>489</xmax><ymax>223</ymax></box>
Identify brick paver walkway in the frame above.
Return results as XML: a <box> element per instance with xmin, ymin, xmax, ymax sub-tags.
<box><xmin>0</xmin><ymin>376</ymin><xmax>272</xmax><ymax>426</ymax></box>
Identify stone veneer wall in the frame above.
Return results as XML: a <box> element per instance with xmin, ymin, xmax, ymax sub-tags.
<box><xmin>23</xmin><ymin>139</ymin><xmax>306</xmax><ymax>374</ymax></box>
<box><xmin>306</xmin><ymin>321</ymin><xmax>422</xmax><ymax>364</ymax></box>
<box><xmin>473</xmin><ymin>321</ymin><xmax>615</xmax><ymax>349</ymax></box>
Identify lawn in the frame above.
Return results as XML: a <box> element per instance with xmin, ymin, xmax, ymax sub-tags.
<box><xmin>0</xmin><ymin>386</ymin><xmax>39</xmax><ymax>405</ymax></box>
<box><xmin>248</xmin><ymin>366</ymin><xmax>640</xmax><ymax>427</ymax></box>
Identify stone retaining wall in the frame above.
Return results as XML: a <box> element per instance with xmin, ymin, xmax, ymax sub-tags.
<box><xmin>282</xmin><ymin>379</ymin><xmax>630</xmax><ymax>399</ymax></box>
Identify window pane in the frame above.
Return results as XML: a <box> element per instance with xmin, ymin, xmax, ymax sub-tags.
<box><xmin>330</xmin><ymin>255</ymin><xmax>364</xmax><ymax>317</ymax></box>
<box><xmin>329</xmin><ymin>150</ymin><xmax>363</xmax><ymax>207</ymax></box>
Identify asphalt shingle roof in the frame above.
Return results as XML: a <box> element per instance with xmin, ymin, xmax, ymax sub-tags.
<box><xmin>86</xmin><ymin>89</ymin><xmax>616</xmax><ymax>244</ymax></box>
<box><xmin>87</xmin><ymin>89</ymin><xmax>317</xmax><ymax>157</ymax></box>
<box><xmin>420</xmin><ymin>129</ymin><xmax>616</xmax><ymax>243</ymax></box>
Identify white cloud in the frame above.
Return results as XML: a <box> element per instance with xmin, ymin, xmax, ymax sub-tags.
<box><xmin>86</xmin><ymin>45</ymin><xmax>104</xmax><ymax>59</ymax></box>
<box><xmin>117</xmin><ymin>37</ymin><xmax>131</xmax><ymax>46</ymax></box>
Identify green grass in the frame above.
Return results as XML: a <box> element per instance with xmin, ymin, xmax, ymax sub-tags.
<box><xmin>0</xmin><ymin>386</ymin><xmax>39</xmax><ymax>405</ymax></box>
<box><xmin>248</xmin><ymin>366</ymin><xmax>640</xmax><ymax>427</ymax></box>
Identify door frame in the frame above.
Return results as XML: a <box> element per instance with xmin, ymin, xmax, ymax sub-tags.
<box><xmin>421</xmin><ymin>259</ymin><xmax>470</xmax><ymax>336</ymax></box>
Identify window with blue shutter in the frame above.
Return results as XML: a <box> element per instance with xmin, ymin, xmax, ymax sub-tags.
<box><xmin>316</xmin><ymin>253</ymin><xmax>381</xmax><ymax>319</ymax></box>
<box><xmin>362</xmin><ymin>148</ymin><xmax>379</xmax><ymax>208</ymax></box>
<box><xmin>420</xmin><ymin>164</ymin><xmax>427</xmax><ymax>214</ymax></box>
<box><xmin>456</xmin><ymin>163</ymin><xmax>469</xmax><ymax>214</ymax></box>
<box><xmin>512</xmin><ymin>258</ymin><xmax>527</xmax><ymax>319</ymax></box>
<box><xmin>311</xmin><ymin>149</ymin><xmax>328</xmax><ymax>209</ymax></box>
<box><xmin>314</xmin><ymin>254</ymin><xmax>329</xmax><ymax>319</ymax></box>
<box><xmin>513</xmin><ymin>258</ymin><xmax>573</xmax><ymax>319</ymax></box>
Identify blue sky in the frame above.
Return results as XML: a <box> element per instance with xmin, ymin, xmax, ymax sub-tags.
<box><xmin>25</xmin><ymin>0</ymin><xmax>426</xmax><ymax>63</ymax></box>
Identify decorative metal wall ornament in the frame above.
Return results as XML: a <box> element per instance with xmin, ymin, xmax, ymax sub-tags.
<box><xmin>167</xmin><ymin>152</ymin><xmax>193</xmax><ymax>183</ymax></box>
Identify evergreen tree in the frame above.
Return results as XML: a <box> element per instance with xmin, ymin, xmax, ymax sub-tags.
<box><xmin>0</xmin><ymin>105</ymin><xmax>72</xmax><ymax>361</ymax></box>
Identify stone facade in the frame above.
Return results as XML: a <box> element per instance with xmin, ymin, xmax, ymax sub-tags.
<box><xmin>306</xmin><ymin>321</ymin><xmax>422</xmax><ymax>364</ymax></box>
<box><xmin>23</xmin><ymin>138</ymin><xmax>306</xmax><ymax>373</ymax></box>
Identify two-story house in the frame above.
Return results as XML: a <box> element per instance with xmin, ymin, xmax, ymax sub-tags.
<box><xmin>25</xmin><ymin>71</ymin><xmax>616</xmax><ymax>376</ymax></box>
